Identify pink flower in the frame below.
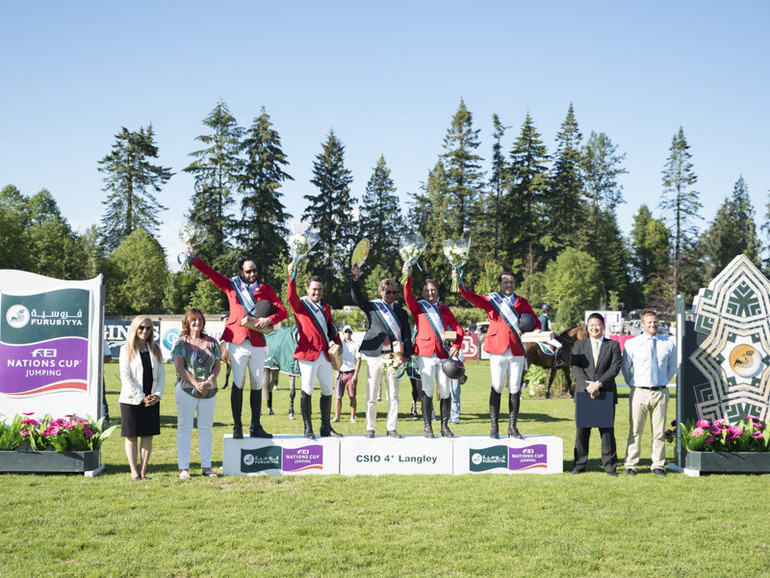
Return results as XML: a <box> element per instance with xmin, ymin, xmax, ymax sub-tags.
<box><xmin>696</xmin><ymin>419</ymin><xmax>710</xmax><ymax>428</ymax></box>
<box><xmin>21</xmin><ymin>418</ymin><xmax>39</xmax><ymax>426</ymax></box>
<box><xmin>713</xmin><ymin>419</ymin><xmax>727</xmax><ymax>427</ymax></box>
<box><xmin>665</xmin><ymin>429</ymin><xmax>673</xmax><ymax>435</ymax></box>
<box><xmin>705</xmin><ymin>435</ymin><xmax>715</xmax><ymax>443</ymax></box>
<box><xmin>710</xmin><ymin>426</ymin><xmax>722</xmax><ymax>435</ymax></box>
<box><xmin>83</xmin><ymin>427</ymin><xmax>94</xmax><ymax>438</ymax></box>
<box><xmin>752</xmin><ymin>431</ymin><xmax>764</xmax><ymax>439</ymax></box>
<box><xmin>691</xmin><ymin>427</ymin><xmax>706</xmax><ymax>438</ymax></box>
<box><xmin>670</xmin><ymin>420</ymin><xmax>677</xmax><ymax>427</ymax></box>
<box><xmin>747</xmin><ymin>415</ymin><xmax>759</xmax><ymax>421</ymax></box>
<box><xmin>20</xmin><ymin>429</ymin><xmax>30</xmax><ymax>436</ymax></box>
<box><xmin>752</xmin><ymin>423</ymin><xmax>765</xmax><ymax>431</ymax></box>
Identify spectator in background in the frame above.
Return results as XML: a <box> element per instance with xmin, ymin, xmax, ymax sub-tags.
<box><xmin>333</xmin><ymin>325</ymin><xmax>361</xmax><ymax>423</ymax></box>
<box><xmin>173</xmin><ymin>308</ymin><xmax>221</xmax><ymax>479</ymax></box>
<box><xmin>119</xmin><ymin>316</ymin><xmax>164</xmax><ymax>481</ymax></box>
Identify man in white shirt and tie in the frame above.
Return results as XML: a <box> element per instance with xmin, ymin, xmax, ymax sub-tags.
<box><xmin>621</xmin><ymin>309</ymin><xmax>677</xmax><ymax>477</ymax></box>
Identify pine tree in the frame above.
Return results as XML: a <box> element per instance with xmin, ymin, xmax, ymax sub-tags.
<box><xmin>98</xmin><ymin>125</ymin><xmax>172</xmax><ymax>252</ymax></box>
<box><xmin>358</xmin><ymin>155</ymin><xmax>403</xmax><ymax>273</ymax></box>
<box><xmin>581</xmin><ymin>131</ymin><xmax>627</xmax><ymax>212</ymax></box>
<box><xmin>659</xmin><ymin>126</ymin><xmax>701</xmax><ymax>296</ymax></box>
<box><xmin>183</xmin><ymin>101</ymin><xmax>242</xmax><ymax>265</ymax></box>
<box><xmin>303</xmin><ymin>130</ymin><xmax>356</xmax><ymax>306</ymax></box>
<box><xmin>505</xmin><ymin>112</ymin><xmax>550</xmax><ymax>268</ymax></box>
<box><xmin>441</xmin><ymin>99</ymin><xmax>484</xmax><ymax>239</ymax></box>
<box><xmin>408</xmin><ymin>161</ymin><xmax>456</xmax><ymax>302</ymax></box>
<box><xmin>236</xmin><ymin>107</ymin><xmax>293</xmax><ymax>286</ymax></box>
<box><xmin>486</xmin><ymin>113</ymin><xmax>509</xmax><ymax>262</ymax></box>
<box><xmin>545</xmin><ymin>104</ymin><xmax>584</xmax><ymax>258</ymax></box>
<box><xmin>701</xmin><ymin>175</ymin><xmax>760</xmax><ymax>277</ymax></box>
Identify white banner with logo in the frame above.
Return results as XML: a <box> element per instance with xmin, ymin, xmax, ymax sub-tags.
<box><xmin>0</xmin><ymin>270</ymin><xmax>103</xmax><ymax>420</ymax></box>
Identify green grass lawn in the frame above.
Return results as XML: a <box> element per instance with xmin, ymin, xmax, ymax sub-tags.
<box><xmin>2</xmin><ymin>360</ymin><xmax>769</xmax><ymax>577</ymax></box>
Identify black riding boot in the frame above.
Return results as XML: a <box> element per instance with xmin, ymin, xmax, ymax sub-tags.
<box><xmin>231</xmin><ymin>386</ymin><xmax>244</xmax><ymax>439</ymax></box>
<box><xmin>300</xmin><ymin>391</ymin><xmax>315</xmax><ymax>439</ymax></box>
<box><xmin>508</xmin><ymin>392</ymin><xmax>523</xmax><ymax>439</ymax></box>
<box><xmin>440</xmin><ymin>397</ymin><xmax>454</xmax><ymax>438</ymax></box>
<box><xmin>249</xmin><ymin>389</ymin><xmax>272</xmax><ymax>438</ymax></box>
<box><xmin>489</xmin><ymin>388</ymin><xmax>501</xmax><ymax>439</ymax></box>
<box><xmin>319</xmin><ymin>394</ymin><xmax>343</xmax><ymax>437</ymax></box>
<box><xmin>422</xmin><ymin>396</ymin><xmax>434</xmax><ymax>438</ymax></box>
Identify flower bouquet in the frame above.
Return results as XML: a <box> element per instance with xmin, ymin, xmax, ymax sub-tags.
<box><xmin>398</xmin><ymin>233</ymin><xmax>428</xmax><ymax>284</ymax></box>
<box><xmin>382</xmin><ymin>352</ymin><xmax>406</xmax><ymax>379</ymax></box>
<box><xmin>177</xmin><ymin>219</ymin><xmax>209</xmax><ymax>266</ymax></box>
<box><xmin>667</xmin><ymin>417</ymin><xmax>769</xmax><ymax>452</ymax></box>
<box><xmin>443</xmin><ymin>238</ymin><xmax>471</xmax><ymax>292</ymax></box>
<box><xmin>288</xmin><ymin>223</ymin><xmax>320</xmax><ymax>266</ymax></box>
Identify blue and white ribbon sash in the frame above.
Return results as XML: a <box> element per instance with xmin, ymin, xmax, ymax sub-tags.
<box><xmin>487</xmin><ymin>291</ymin><xmax>525</xmax><ymax>351</ymax></box>
<box><xmin>418</xmin><ymin>299</ymin><xmax>445</xmax><ymax>342</ymax></box>
<box><xmin>231</xmin><ymin>276</ymin><xmax>260</xmax><ymax>316</ymax></box>
<box><xmin>301</xmin><ymin>296</ymin><xmax>330</xmax><ymax>339</ymax></box>
<box><xmin>371</xmin><ymin>299</ymin><xmax>402</xmax><ymax>342</ymax></box>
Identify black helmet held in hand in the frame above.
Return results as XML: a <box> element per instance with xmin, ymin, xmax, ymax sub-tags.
<box><xmin>519</xmin><ymin>312</ymin><xmax>537</xmax><ymax>333</ymax></box>
<box><xmin>442</xmin><ymin>354</ymin><xmax>465</xmax><ymax>380</ymax></box>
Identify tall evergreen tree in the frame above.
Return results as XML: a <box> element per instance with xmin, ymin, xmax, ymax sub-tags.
<box><xmin>408</xmin><ymin>161</ymin><xmax>457</xmax><ymax>301</ymax></box>
<box><xmin>659</xmin><ymin>126</ymin><xmax>701</xmax><ymax>296</ymax></box>
<box><xmin>98</xmin><ymin>125</ymin><xmax>172</xmax><ymax>252</ymax></box>
<box><xmin>701</xmin><ymin>175</ymin><xmax>760</xmax><ymax>277</ymax></box>
<box><xmin>505</xmin><ymin>112</ymin><xmax>550</xmax><ymax>268</ymax></box>
<box><xmin>546</xmin><ymin>104</ymin><xmax>584</xmax><ymax>257</ymax></box>
<box><xmin>303</xmin><ymin>130</ymin><xmax>356</xmax><ymax>306</ymax></box>
<box><xmin>358</xmin><ymin>155</ymin><xmax>403</xmax><ymax>273</ymax></box>
<box><xmin>183</xmin><ymin>101</ymin><xmax>242</xmax><ymax>265</ymax></box>
<box><xmin>441</xmin><ymin>99</ymin><xmax>484</xmax><ymax>239</ymax></box>
<box><xmin>236</xmin><ymin>107</ymin><xmax>293</xmax><ymax>286</ymax></box>
<box><xmin>486</xmin><ymin>113</ymin><xmax>509</xmax><ymax>261</ymax></box>
<box><xmin>580</xmin><ymin>131</ymin><xmax>627</xmax><ymax>212</ymax></box>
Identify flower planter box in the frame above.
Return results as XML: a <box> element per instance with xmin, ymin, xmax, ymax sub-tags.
<box><xmin>683</xmin><ymin>449</ymin><xmax>770</xmax><ymax>474</ymax></box>
<box><xmin>0</xmin><ymin>448</ymin><xmax>101</xmax><ymax>474</ymax></box>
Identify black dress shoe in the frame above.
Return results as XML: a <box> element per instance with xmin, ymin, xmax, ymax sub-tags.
<box><xmin>626</xmin><ymin>468</ymin><xmax>637</xmax><ymax>476</ymax></box>
<box><xmin>365</xmin><ymin>430</ymin><xmax>375</xmax><ymax>439</ymax></box>
<box><xmin>607</xmin><ymin>471</ymin><xmax>618</xmax><ymax>477</ymax></box>
<box><xmin>387</xmin><ymin>430</ymin><xmax>402</xmax><ymax>439</ymax></box>
<box><xmin>232</xmin><ymin>424</ymin><xmax>243</xmax><ymax>439</ymax></box>
<box><xmin>652</xmin><ymin>468</ymin><xmax>667</xmax><ymax>478</ymax></box>
<box><xmin>570</xmin><ymin>468</ymin><xmax>582</xmax><ymax>474</ymax></box>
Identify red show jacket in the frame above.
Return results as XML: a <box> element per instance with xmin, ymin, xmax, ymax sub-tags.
<box><xmin>458</xmin><ymin>283</ymin><xmax>540</xmax><ymax>356</ymax></box>
<box><xmin>404</xmin><ymin>276</ymin><xmax>464</xmax><ymax>359</ymax></box>
<box><xmin>192</xmin><ymin>256</ymin><xmax>287</xmax><ymax>346</ymax></box>
<box><xmin>288</xmin><ymin>274</ymin><xmax>342</xmax><ymax>362</ymax></box>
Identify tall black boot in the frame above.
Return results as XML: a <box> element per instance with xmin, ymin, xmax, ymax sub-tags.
<box><xmin>249</xmin><ymin>389</ymin><xmax>272</xmax><ymax>438</ymax></box>
<box><xmin>489</xmin><ymin>388</ymin><xmax>501</xmax><ymax>439</ymax></box>
<box><xmin>508</xmin><ymin>392</ymin><xmax>523</xmax><ymax>439</ymax></box>
<box><xmin>231</xmin><ymin>386</ymin><xmax>244</xmax><ymax>439</ymax></box>
<box><xmin>422</xmin><ymin>396</ymin><xmax>434</xmax><ymax>438</ymax></box>
<box><xmin>300</xmin><ymin>391</ymin><xmax>315</xmax><ymax>439</ymax></box>
<box><xmin>440</xmin><ymin>397</ymin><xmax>454</xmax><ymax>438</ymax></box>
<box><xmin>319</xmin><ymin>394</ymin><xmax>343</xmax><ymax>437</ymax></box>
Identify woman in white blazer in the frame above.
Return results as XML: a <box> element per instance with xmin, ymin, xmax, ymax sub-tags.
<box><xmin>119</xmin><ymin>315</ymin><xmax>165</xmax><ymax>481</ymax></box>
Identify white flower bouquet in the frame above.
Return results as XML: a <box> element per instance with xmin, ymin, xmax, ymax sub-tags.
<box><xmin>443</xmin><ymin>238</ymin><xmax>471</xmax><ymax>291</ymax></box>
<box><xmin>398</xmin><ymin>233</ymin><xmax>427</xmax><ymax>284</ymax></box>
<box><xmin>288</xmin><ymin>223</ymin><xmax>320</xmax><ymax>265</ymax></box>
<box><xmin>382</xmin><ymin>352</ymin><xmax>406</xmax><ymax>378</ymax></box>
<box><xmin>177</xmin><ymin>219</ymin><xmax>209</xmax><ymax>265</ymax></box>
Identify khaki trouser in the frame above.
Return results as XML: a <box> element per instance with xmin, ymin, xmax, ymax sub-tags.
<box><xmin>363</xmin><ymin>354</ymin><xmax>400</xmax><ymax>432</ymax></box>
<box><xmin>624</xmin><ymin>387</ymin><xmax>669</xmax><ymax>471</ymax></box>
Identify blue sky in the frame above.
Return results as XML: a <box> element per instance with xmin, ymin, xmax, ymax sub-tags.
<box><xmin>1</xmin><ymin>1</ymin><xmax>768</xmax><ymax>269</ymax></box>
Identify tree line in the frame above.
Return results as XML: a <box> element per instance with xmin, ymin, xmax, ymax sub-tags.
<box><xmin>1</xmin><ymin>99</ymin><xmax>765</xmax><ymax>328</ymax></box>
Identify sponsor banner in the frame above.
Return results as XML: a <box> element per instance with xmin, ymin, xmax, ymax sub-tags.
<box><xmin>223</xmin><ymin>435</ymin><xmax>339</xmax><ymax>476</ymax></box>
<box><xmin>339</xmin><ymin>436</ymin><xmax>453</xmax><ymax>475</ymax></box>
<box><xmin>0</xmin><ymin>270</ymin><xmax>103</xmax><ymax>419</ymax></box>
<box><xmin>159</xmin><ymin>320</ymin><xmax>225</xmax><ymax>362</ymax></box>
<box><xmin>454</xmin><ymin>435</ymin><xmax>563</xmax><ymax>475</ymax></box>
<box><xmin>461</xmin><ymin>332</ymin><xmax>479</xmax><ymax>360</ymax></box>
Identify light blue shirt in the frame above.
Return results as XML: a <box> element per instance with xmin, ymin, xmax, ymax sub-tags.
<box><xmin>621</xmin><ymin>333</ymin><xmax>677</xmax><ymax>388</ymax></box>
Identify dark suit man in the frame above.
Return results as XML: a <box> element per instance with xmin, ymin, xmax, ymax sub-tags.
<box><xmin>570</xmin><ymin>313</ymin><xmax>622</xmax><ymax>476</ymax></box>
<box><xmin>351</xmin><ymin>265</ymin><xmax>412</xmax><ymax>438</ymax></box>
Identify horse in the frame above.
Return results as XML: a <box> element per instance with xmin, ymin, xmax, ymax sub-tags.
<box><xmin>523</xmin><ymin>326</ymin><xmax>587</xmax><ymax>398</ymax></box>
